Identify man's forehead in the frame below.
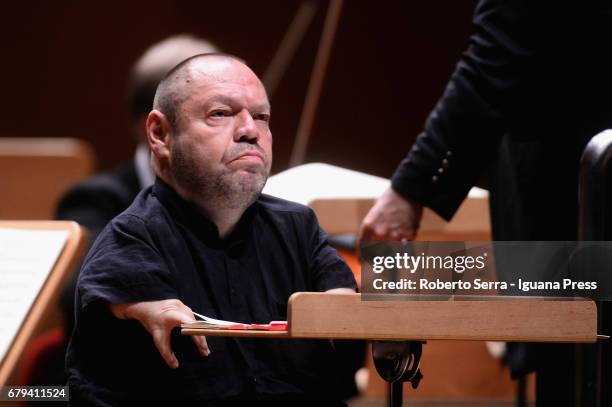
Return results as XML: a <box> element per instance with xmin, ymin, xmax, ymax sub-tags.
<box><xmin>183</xmin><ymin>59</ymin><xmax>269</xmax><ymax>108</ymax></box>
<box><xmin>187</xmin><ymin>57</ymin><xmax>258</xmax><ymax>86</ymax></box>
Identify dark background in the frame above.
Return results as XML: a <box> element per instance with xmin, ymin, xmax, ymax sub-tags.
<box><xmin>0</xmin><ymin>0</ymin><xmax>477</xmax><ymax>177</ymax></box>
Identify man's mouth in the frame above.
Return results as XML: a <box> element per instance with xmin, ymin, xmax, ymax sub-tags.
<box><xmin>231</xmin><ymin>150</ymin><xmax>264</xmax><ymax>163</ymax></box>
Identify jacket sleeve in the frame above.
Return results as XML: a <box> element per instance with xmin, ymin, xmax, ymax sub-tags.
<box><xmin>391</xmin><ymin>0</ymin><xmax>538</xmax><ymax>220</ymax></box>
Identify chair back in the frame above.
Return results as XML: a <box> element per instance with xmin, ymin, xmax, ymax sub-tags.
<box><xmin>0</xmin><ymin>138</ymin><xmax>95</xmax><ymax>219</ymax></box>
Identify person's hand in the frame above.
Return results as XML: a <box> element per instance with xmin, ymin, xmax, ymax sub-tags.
<box><xmin>109</xmin><ymin>299</ymin><xmax>210</xmax><ymax>369</ymax></box>
<box><xmin>359</xmin><ymin>187</ymin><xmax>423</xmax><ymax>242</ymax></box>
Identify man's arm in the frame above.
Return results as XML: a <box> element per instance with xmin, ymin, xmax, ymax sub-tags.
<box><xmin>361</xmin><ymin>0</ymin><xmax>537</xmax><ymax>241</ymax></box>
<box><xmin>75</xmin><ymin>215</ymin><xmax>207</xmax><ymax>369</ymax></box>
<box><xmin>56</xmin><ymin>169</ymin><xmax>141</xmax><ymax>335</ymax></box>
<box><xmin>109</xmin><ymin>299</ymin><xmax>210</xmax><ymax>369</ymax></box>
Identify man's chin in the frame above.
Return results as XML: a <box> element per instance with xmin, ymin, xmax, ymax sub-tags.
<box><xmin>233</xmin><ymin>167</ymin><xmax>267</xmax><ymax>182</ymax></box>
<box><xmin>231</xmin><ymin>171</ymin><xmax>267</xmax><ymax>195</ymax></box>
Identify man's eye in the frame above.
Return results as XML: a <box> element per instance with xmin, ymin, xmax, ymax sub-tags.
<box><xmin>211</xmin><ymin>110</ymin><xmax>230</xmax><ymax>117</ymax></box>
<box><xmin>255</xmin><ymin>113</ymin><xmax>270</xmax><ymax>122</ymax></box>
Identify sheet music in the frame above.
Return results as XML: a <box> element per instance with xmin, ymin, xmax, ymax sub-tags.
<box><xmin>0</xmin><ymin>228</ymin><xmax>69</xmax><ymax>364</ymax></box>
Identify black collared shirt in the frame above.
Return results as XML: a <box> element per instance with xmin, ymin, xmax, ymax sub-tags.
<box><xmin>66</xmin><ymin>179</ymin><xmax>357</xmax><ymax>406</ymax></box>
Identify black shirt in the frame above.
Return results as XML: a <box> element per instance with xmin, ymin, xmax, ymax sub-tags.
<box><xmin>66</xmin><ymin>179</ymin><xmax>357</xmax><ymax>406</ymax></box>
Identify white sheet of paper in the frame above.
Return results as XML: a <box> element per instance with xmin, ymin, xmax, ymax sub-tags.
<box><xmin>191</xmin><ymin>311</ymin><xmax>244</xmax><ymax>327</ymax></box>
<box><xmin>262</xmin><ymin>162</ymin><xmax>488</xmax><ymax>205</ymax></box>
<box><xmin>263</xmin><ymin>163</ymin><xmax>390</xmax><ymax>205</ymax></box>
<box><xmin>0</xmin><ymin>228</ymin><xmax>69</xmax><ymax>364</ymax></box>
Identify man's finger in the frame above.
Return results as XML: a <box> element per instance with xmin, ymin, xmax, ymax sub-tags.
<box><xmin>191</xmin><ymin>335</ymin><xmax>211</xmax><ymax>357</ymax></box>
<box><xmin>374</xmin><ymin>222</ymin><xmax>394</xmax><ymax>240</ymax></box>
<box><xmin>152</xmin><ymin>329</ymin><xmax>179</xmax><ymax>369</ymax></box>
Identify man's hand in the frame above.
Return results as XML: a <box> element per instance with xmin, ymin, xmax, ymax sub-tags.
<box><xmin>359</xmin><ymin>187</ymin><xmax>423</xmax><ymax>242</ymax></box>
<box><xmin>109</xmin><ymin>299</ymin><xmax>210</xmax><ymax>369</ymax></box>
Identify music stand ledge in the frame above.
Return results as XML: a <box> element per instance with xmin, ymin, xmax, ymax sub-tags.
<box><xmin>182</xmin><ymin>292</ymin><xmax>597</xmax><ymax>343</ymax></box>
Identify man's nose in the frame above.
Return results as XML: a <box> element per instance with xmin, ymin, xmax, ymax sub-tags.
<box><xmin>234</xmin><ymin>110</ymin><xmax>259</xmax><ymax>143</ymax></box>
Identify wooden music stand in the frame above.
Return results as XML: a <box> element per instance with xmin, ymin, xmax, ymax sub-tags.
<box><xmin>0</xmin><ymin>221</ymin><xmax>86</xmax><ymax>385</ymax></box>
<box><xmin>182</xmin><ymin>292</ymin><xmax>597</xmax><ymax>405</ymax></box>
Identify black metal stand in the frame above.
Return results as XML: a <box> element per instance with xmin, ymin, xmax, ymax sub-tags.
<box><xmin>577</xmin><ymin>130</ymin><xmax>612</xmax><ymax>407</ymax></box>
<box><xmin>372</xmin><ymin>341</ymin><xmax>424</xmax><ymax>407</ymax></box>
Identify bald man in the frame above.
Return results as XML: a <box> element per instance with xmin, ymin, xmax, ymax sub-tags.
<box><xmin>56</xmin><ymin>35</ymin><xmax>219</xmax><ymax>339</ymax></box>
<box><xmin>65</xmin><ymin>54</ymin><xmax>356</xmax><ymax>406</ymax></box>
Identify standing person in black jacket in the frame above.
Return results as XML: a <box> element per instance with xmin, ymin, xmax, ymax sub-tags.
<box><xmin>360</xmin><ymin>1</ymin><xmax>612</xmax><ymax>405</ymax></box>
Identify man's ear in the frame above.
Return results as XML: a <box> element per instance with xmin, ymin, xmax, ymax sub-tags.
<box><xmin>146</xmin><ymin>110</ymin><xmax>172</xmax><ymax>163</ymax></box>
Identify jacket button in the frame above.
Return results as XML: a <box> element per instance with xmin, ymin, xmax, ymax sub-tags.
<box><xmin>442</xmin><ymin>158</ymin><xmax>449</xmax><ymax>168</ymax></box>
<box><xmin>432</xmin><ymin>175</ymin><xmax>439</xmax><ymax>183</ymax></box>
<box><xmin>438</xmin><ymin>168</ymin><xmax>444</xmax><ymax>174</ymax></box>
<box><xmin>446</xmin><ymin>151</ymin><xmax>452</xmax><ymax>157</ymax></box>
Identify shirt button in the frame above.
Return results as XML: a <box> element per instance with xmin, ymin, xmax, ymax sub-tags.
<box><xmin>442</xmin><ymin>158</ymin><xmax>449</xmax><ymax>168</ymax></box>
<box><xmin>432</xmin><ymin>175</ymin><xmax>439</xmax><ymax>184</ymax></box>
<box><xmin>437</xmin><ymin>168</ymin><xmax>444</xmax><ymax>174</ymax></box>
<box><xmin>231</xmin><ymin>288</ymin><xmax>236</xmax><ymax>295</ymax></box>
<box><xmin>446</xmin><ymin>150</ymin><xmax>452</xmax><ymax>157</ymax></box>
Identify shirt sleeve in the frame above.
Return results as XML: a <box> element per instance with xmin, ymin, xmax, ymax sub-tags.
<box><xmin>305</xmin><ymin>208</ymin><xmax>358</xmax><ymax>292</ymax></box>
<box><xmin>391</xmin><ymin>0</ymin><xmax>539</xmax><ymax>220</ymax></box>
<box><xmin>77</xmin><ymin>213</ymin><xmax>178</xmax><ymax>311</ymax></box>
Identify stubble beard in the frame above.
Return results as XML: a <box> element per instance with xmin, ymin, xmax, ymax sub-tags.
<box><xmin>172</xmin><ymin>145</ymin><xmax>268</xmax><ymax>211</ymax></box>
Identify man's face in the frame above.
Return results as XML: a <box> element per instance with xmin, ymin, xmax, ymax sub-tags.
<box><xmin>168</xmin><ymin>60</ymin><xmax>272</xmax><ymax>209</ymax></box>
